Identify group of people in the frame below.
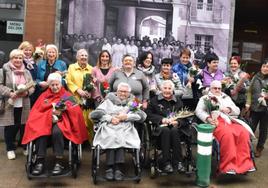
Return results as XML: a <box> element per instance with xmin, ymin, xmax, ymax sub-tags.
<box><xmin>0</xmin><ymin>39</ymin><xmax>266</xmax><ymax>180</ymax></box>
<box><xmin>61</xmin><ymin>33</ymin><xmax>207</xmax><ymax>72</ymax></box>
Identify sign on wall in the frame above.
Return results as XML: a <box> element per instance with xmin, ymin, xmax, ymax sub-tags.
<box><xmin>6</xmin><ymin>21</ymin><xmax>24</xmax><ymax>35</ymax></box>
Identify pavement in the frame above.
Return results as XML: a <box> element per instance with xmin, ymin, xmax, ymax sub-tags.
<box><xmin>0</xmin><ymin>138</ymin><xmax>268</xmax><ymax>188</ymax></box>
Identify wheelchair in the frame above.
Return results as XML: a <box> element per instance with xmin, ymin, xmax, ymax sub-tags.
<box><xmin>147</xmin><ymin>116</ymin><xmax>197</xmax><ymax>178</ymax></box>
<box><xmin>25</xmin><ymin>140</ymin><xmax>82</xmax><ymax>179</ymax></box>
<box><xmin>212</xmin><ymin>137</ymin><xmax>256</xmax><ymax>176</ymax></box>
<box><xmin>91</xmin><ymin>121</ymin><xmax>142</xmax><ymax>184</ymax></box>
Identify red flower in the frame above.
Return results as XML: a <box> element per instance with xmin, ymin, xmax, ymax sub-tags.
<box><xmin>102</xmin><ymin>81</ymin><xmax>110</xmax><ymax>90</ymax></box>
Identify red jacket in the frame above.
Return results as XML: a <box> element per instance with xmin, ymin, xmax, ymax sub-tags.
<box><xmin>22</xmin><ymin>87</ymin><xmax>88</xmax><ymax>144</ymax></box>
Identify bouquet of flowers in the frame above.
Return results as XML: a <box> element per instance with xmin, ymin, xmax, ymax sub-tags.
<box><xmin>52</xmin><ymin>95</ymin><xmax>77</xmax><ymax>122</ymax></box>
<box><xmin>186</xmin><ymin>65</ymin><xmax>201</xmax><ymax>88</ymax></box>
<box><xmin>83</xmin><ymin>73</ymin><xmax>95</xmax><ymax>92</ymax></box>
<box><xmin>81</xmin><ymin>73</ymin><xmax>95</xmax><ymax>109</ymax></box>
<box><xmin>258</xmin><ymin>83</ymin><xmax>268</xmax><ymax>106</ymax></box>
<box><xmin>172</xmin><ymin>73</ymin><xmax>180</xmax><ymax>88</ymax></box>
<box><xmin>7</xmin><ymin>81</ymin><xmax>36</xmax><ymax>106</ymax></box>
<box><xmin>127</xmin><ymin>97</ymin><xmax>142</xmax><ymax>113</ymax></box>
<box><xmin>222</xmin><ymin>73</ymin><xmax>249</xmax><ymax>97</ymax></box>
<box><xmin>100</xmin><ymin>81</ymin><xmax>110</xmax><ymax>98</ymax></box>
<box><xmin>203</xmin><ymin>95</ymin><xmax>220</xmax><ymax>120</ymax></box>
<box><xmin>160</xmin><ymin>107</ymin><xmax>194</xmax><ymax>127</ymax></box>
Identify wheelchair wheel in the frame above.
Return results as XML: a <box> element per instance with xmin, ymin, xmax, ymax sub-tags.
<box><xmin>140</xmin><ymin>123</ymin><xmax>151</xmax><ymax>168</ymax></box>
<box><xmin>25</xmin><ymin>142</ymin><xmax>35</xmax><ymax>180</ymax></box>
<box><xmin>133</xmin><ymin>149</ymin><xmax>141</xmax><ymax>183</ymax></box>
<box><xmin>72</xmin><ymin>163</ymin><xmax>77</xmax><ymax>178</ymax></box>
<box><xmin>91</xmin><ymin>145</ymin><xmax>100</xmax><ymax>185</ymax></box>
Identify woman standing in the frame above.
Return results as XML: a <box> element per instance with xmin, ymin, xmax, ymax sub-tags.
<box><xmin>137</xmin><ymin>52</ymin><xmax>157</xmax><ymax>97</ymax></box>
<box><xmin>18</xmin><ymin>41</ymin><xmax>39</xmax><ymax>106</ymax></box>
<box><xmin>0</xmin><ymin>49</ymin><xmax>34</xmax><ymax>159</ymax></box>
<box><xmin>245</xmin><ymin>59</ymin><xmax>268</xmax><ymax>157</ymax></box>
<box><xmin>91</xmin><ymin>50</ymin><xmax>117</xmax><ymax>101</ymax></box>
<box><xmin>224</xmin><ymin>56</ymin><xmax>249</xmax><ymax>110</ymax></box>
<box><xmin>36</xmin><ymin>44</ymin><xmax>67</xmax><ymax>91</ymax></box>
<box><xmin>155</xmin><ymin>58</ymin><xmax>184</xmax><ymax>97</ymax></box>
<box><xmin>66</xmin><ymin>49</ymin><xmax>94</xmax><ymax>142</ymax></box>
<box><xmin>111</xmin><ymin>38</ymin><xmax>126</xmax><ymax>68</ymax></box>
<box><xmin>172</xmin><ymin>48</ymin><xmax>198</xmax><ymax>110</ymax></box>
<box><xmin>109</xmin><ymin>54</ymin><xmax>149</xmax><ymax>108</ymax></box>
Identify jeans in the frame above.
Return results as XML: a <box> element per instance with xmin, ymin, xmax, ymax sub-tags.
<box><xmin>4</xmin><ymin>107</ymin><xmax>24</xmax><ymax>151</ymax></box>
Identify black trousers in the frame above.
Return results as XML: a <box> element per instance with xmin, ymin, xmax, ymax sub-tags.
<box><xmin>106</xmin><ymin>148</ymin><xmax>125</xmax><ymax>166</ymax></box>
<box><xmin>250</xmin><ymin>111</ymin><xmax>268</xmax><ymax>149</ymax></box>
<box><xmin>160</xmin><ymin>126</ymin><xmax>182</xmax><ymax>165</ymax></box>
<box><xmin>35</xmin><ymin>124</ymin><xmax>64</xmax><ymax>157</ymax></box>
<box><xmin>4</xmin><ymin>107</ymin><xmax>25</xmax><ymax>151</ymax></box>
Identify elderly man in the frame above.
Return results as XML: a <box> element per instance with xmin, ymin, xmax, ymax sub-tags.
<box><xmin>195</xmin><ymin>80</ymin><xmax>255</xmax><ymax>174</ymax></box>
<box><xmin>146</xmin><ymin>80</ymin><xmax>187</xmax><ymax>173</ymax></box>
<box><xmin>90</xmin><ymin>82</ymin><xmax>146</xmax><ymax>181</ymax></box>
<box><xmin>22</xmin><ymin>73</ymin><xmax>88</xmax><ymax>176</ymax></box>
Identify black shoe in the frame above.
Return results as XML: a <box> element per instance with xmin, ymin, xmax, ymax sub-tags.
<box><xmin>32</xmin><ymin>162</ymin><xmax>44</xmax><ymax>175</ymax></box>
<box><xmin>105</xmin><ymin>168</ymin><xmax>114</xmax><ymax>181</ymax></box>
<box><xmin>52</xmin><ymin>163</ymin><xmax>64</xmax><ymax>176</ymax></box>
<box><xmin>177</xmin><ymin>162</ymin><xmax>186</xmax><ymax>173</ymax></box>
<box><xmin>163</xmin><ymin>163</ymin><xmax>174</xmax><ymax>173</ymax></box>
<box><xmin>114</xmin><ymin>170</ymin><xmax>124</xmax><ymax>181</ymax></box>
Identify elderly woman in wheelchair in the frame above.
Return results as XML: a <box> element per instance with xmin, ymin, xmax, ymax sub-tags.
<box><xmin>90</xmin><ymin>82</ymin><xmax>146</xmax><ymax>181</ymax></box>
<box><xmin>22</xmin><ymin>73</ymin><xmax>88</xmax><ymax>176</ymax></box>
<box><xmin>146</xmin><ymin>80</ymin><xmax>191</xmax><ymax>174</ymax></box>
<box><xmin>195</xmin><ymin>80</ymin><xmax>256</xmax><ymax>175</ymax></box>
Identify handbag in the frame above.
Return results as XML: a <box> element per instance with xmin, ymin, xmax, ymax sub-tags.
<box><xmin>0</xmin><ymin>68</ymin><xmax>6</xmax><ymax>115</ymax></box>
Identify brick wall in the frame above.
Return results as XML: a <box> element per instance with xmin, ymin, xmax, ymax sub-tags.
<box><xmin>23</xmin><ymin>0</ymin><xmax>56</xmax><ymax>45</ymax></box>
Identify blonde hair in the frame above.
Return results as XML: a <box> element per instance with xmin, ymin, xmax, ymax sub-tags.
<box><xmin>45</xmin><ymin>44</ymin><xmax>59</xmax><ymax>59</ymax></box>
<box><xmin>9</xmin><ymin>49</ymin><xmax>24</xmax><ymax>60</ymax></box>
<box><xmin>18</xmin><ymin>41</ymin><xmax>34</xmax><ymax>52</ymax></box>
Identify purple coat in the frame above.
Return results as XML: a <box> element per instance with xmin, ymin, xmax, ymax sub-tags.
<box><xmin>202</xmin><ymin>67</ymin><xmax>224</xmax><ymax>87</ymax></box>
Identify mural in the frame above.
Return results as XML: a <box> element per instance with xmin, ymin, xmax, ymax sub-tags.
<box><xmin>59</xmin><ymin>0</ymin><xmax>233</xmax><ymax>70</ymax></box>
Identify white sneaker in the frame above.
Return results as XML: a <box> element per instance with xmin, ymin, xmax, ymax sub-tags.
<box><xmin>23</xmin><ymin>149</ymin><xmax>28</xmax><ymax>156</ymax></box>
<box><xmin>7</xmin><ymin>151</ymin><xmax>16</xmax><ymax>160</ymax></box>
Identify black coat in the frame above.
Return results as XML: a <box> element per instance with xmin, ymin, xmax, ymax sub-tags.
<box><xmin>145</xmin><ymin>94</ymin><xmax>189</xmax><ymax>136</ymax></box>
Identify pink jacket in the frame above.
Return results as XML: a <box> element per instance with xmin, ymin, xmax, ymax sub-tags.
<box><xmin>92</xmin><ymin>66</ymin><xmax>117</xmax><ymax>98</ymax></box>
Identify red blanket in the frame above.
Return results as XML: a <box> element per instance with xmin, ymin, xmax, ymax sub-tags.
<box><xmin>22</xmin><ymin>87</ymin><xmax>88</xmax><ymax>144</ymax></box>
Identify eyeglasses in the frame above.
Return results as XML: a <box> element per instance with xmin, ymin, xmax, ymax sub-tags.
<box><xmin>117</xmin><ymin>90</ymin><xmax>129</xmax><ymax>93</ymax></box>
<box><xmin>212</xmin><ymin>87</ymin><xmax>222</xmax><ymax>90</ymax></box>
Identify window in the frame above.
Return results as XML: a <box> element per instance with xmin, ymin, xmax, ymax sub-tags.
<box><xmin>197</xmin><ymin>0</ymin><xmax>203</xmax><ymax>9</ymax></box>
<box><xmin>206</xmin><ymin>0</ymin><xmax>213</xmax><ymax>11</ymax></box>
<box><xmin>204</xmin><ymin>35</ymin><xmax>213</xmax><ymax>52</ymax></box>
<box><xmin>195</xmin><ymin>35</ymin><xmax>202</xmax><ymax>47</ymax></box>
<box><xmin>195</xmin><ymin>34</ymin><xmax>213</xmax><ymax>52</ymax></box>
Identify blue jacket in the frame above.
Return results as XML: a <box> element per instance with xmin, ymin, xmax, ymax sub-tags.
<box><xmin>36</xmin><ymin>59</ymin><xmax>67</xmax><ymax>84</ymax></box>
<box><xmin>172</xmin><ymin>61</ymin><xmax>192</xmax><ymax>86</ymax></box>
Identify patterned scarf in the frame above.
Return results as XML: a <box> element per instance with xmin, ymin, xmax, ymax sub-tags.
<box><xmin>8</xmin><ymin>61</ymin><xmax>27</xmax><ymax>86</ymax></box>
<box><xmin>24</xmin><ymin>57</ymin><xmax>35</xmax><ymax>70</ymax></box>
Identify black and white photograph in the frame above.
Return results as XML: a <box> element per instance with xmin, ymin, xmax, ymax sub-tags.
<box><xmin>60</xmin><ymin>0</ymin><xmax>232</xmax><ymax>70</ymax></box>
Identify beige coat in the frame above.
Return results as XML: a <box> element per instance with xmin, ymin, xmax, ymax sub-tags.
<box><xmin>0</xmin><ymin>63</ymin><xmax>34</xmax><ymax>126</ymax></box>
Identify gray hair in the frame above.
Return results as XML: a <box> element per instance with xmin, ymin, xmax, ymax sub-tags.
<box><xmin>76</xmin><ymin>49</ymin><xmax>88</xmax><ymax>60</ymax></box>
<box><xmin>47</xmin><ymin>72</ymin><xmax>62</xmax><ymax>84</ymax></box>
<box><xmin>210</xmin><ymin>80</ymin><xmax>222</xmax><ymax>89</ymax></box>
<box><xmin>45</xmin><ymin>44</ymin><xmax>59</xmax><ymax>59</ymax></box>
<box><xmin>160</xmin><ymin>80</ymin><xmax>175</xmax><ymax>91</ymax></box>
<box><xmin>117</xmin><ymin>82</ymin><xmax>131</xmax><ymax>92</ymax></box>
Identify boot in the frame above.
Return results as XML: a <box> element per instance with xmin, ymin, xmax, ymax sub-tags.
<box><xmin>255</xmin><ymin>147</ymin><xmax>264</xmax><ymax>158</ymax></box>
